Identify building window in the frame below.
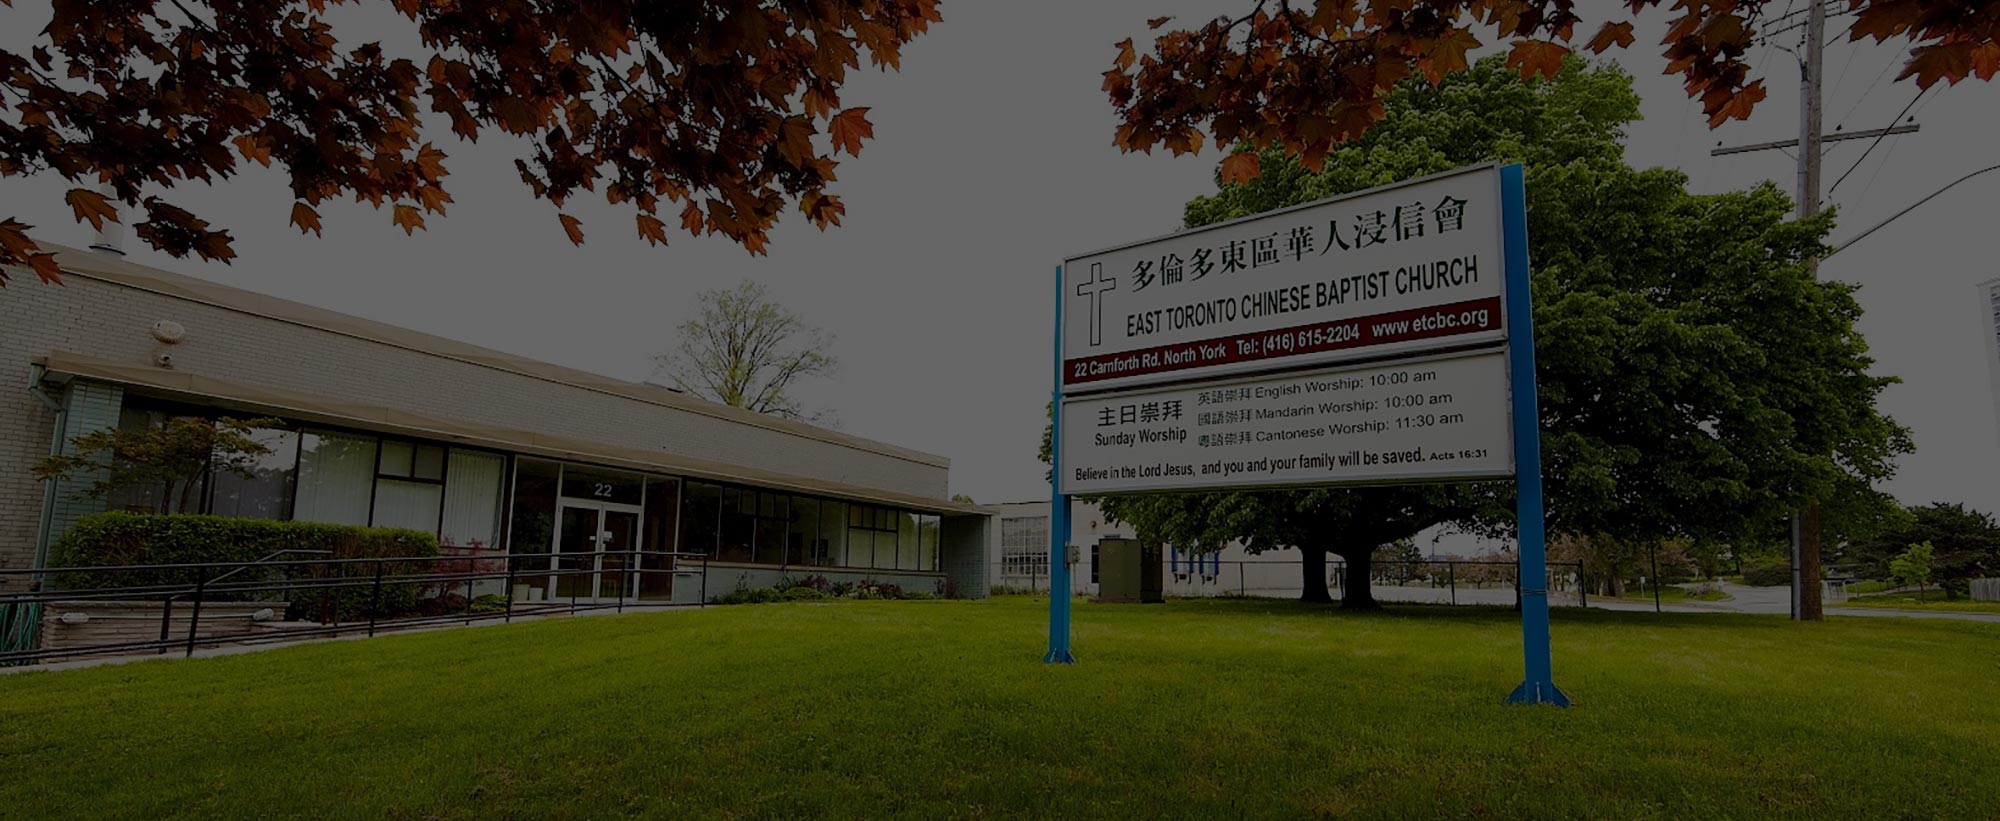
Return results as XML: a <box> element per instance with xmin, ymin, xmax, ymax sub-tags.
<box><xmin>816</xmin><ymin>500</ymin><xmax>847</xmax><ymax>567</ymax></box>
<box><xmin>506</xmin><ymin>459</ymin><xmax>560</xmax><ymax>601</ymax></box>
<box><xmin>753</xmin><ymin>491</ymin><xmax>789</xmax><ymax>565</ymax></box>
<box><xmin>207</xmin><ymin>426</ymin><xmax>299</xmax><ymax>521</ymax></box>
<box><xmin>1000</xmin><ymin>516</ymin><xmax>1050</xmax><ymax>579</ymax></box>
<box><xmin>848</xmin><ymin>504</ymin><xmax>900</xmax><ymax>570</ymax></box>
<box><xmin>371</xmin><ymin>438</ymin><xmax>444</xmax><ymax>533</ymax></box>
<box><xmin>294</xmin><ymin>429</ymin><xmax>377</xmax><ymax>526</ymax></box>
<box><xmin>897</xmin><ymin>510</ymin><xmax>919</xmax><ymax>571</ymax></box>
<box><xmin>378</xmin><ymin>440</ymin><xmax>445</xmax><ymax>481</ymax></box>
<box><xmin>788</xmin><ymin>497</ymin><xmax>817</xmax><ymax>566</ymax></box>
<box><xmin>719</xmin><ymin>487</ymin><xmax>754</xmax><ymax>562</ymax></box>
<box><xmin>679</xmin><ymin>481</ymin><xmax>721</xmax><ymax>559</ymax></box>
<box><xmin>614</xmin><ymin>483</ymin><xmax>936</xmax><ymax>573</ymax></box>
<box><xmin>918</xmin><ymin>514</ymin><xmax>939</xmax><ymax>572</ymax></box>
<box><xmin>639</xmin><ymin>478</ymin><xmax>681</xmax><ymax>600</ymax></box>
<box><xmin>373</xmin><ymin>479</ymin><xmax>442</xmax><ymax>533</ymax></box>
<box><xmin>1090</xmin><ymin>544</ymin><xmax>1100</xmax><ymax>585</ymax></box>
<box><xmin>440</xmin><ymin>449</ymin><xmax>505</xmax><ymax>550</ymax></box>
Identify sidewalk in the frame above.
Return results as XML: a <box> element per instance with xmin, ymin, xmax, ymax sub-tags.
<box><xmin>1591</xmin><ymin>581</ymin><xmax>2000</xmax><ymax>623</ymax></box>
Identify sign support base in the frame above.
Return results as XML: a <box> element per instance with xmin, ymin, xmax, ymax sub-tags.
<box><xmin>1507</xmin><ymin>679</ymin><xmax>1572</xmax><ymax>707</ymax></box>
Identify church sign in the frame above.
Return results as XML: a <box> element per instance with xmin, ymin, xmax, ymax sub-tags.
<box><xmin>1061</xmin><ymin>166</ymin><xmax>1507</xmax><ymax>395</ymax></box>
<box><xmin>1044</xmin><ymin>162</ymin><xmax>1569</xmax><ymax>706</ymax></box>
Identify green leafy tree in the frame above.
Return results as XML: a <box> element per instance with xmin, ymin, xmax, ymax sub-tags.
<box><xmin>1889</xmin><ymin>541</ymin><xmax>1936</xmax><ymax>599</ymax></box>
<box><xmin>654</xmin><ymin>280</ymin><xmax>837</xmax><ymax>424</ymax></box>
<box><xmin>1044</xmin><ymin>57</ymin><xmax>1910</xmax><ymax>605</ymax></box>
<box><xmin>34</xmin><ymin>416</ymin><xmax>283</xmax><ymax>514</ymax></box>
<box><xmin>1848</xmin><ymin>504</ymin><xmax>1999</xmax><ymax>597</ymax></box>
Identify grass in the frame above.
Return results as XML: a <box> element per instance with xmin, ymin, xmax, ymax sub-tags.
<box><xmin>2</xmin><ymin>598</ymin><xmax>1998</xmax><ymax>818</ymax></box>
<box><xmin>1840</xmin><ymin>590</ymin><xmax>2000</xmax><ymax>614</ymax></box>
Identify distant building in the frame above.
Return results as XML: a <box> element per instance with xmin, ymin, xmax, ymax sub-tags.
<box><xmin>985</xmin><ymin>499</ymin><xmax>1315</xmax><ymax>598</ymax></box>
<box><xmin>985</xmin><ymin>499</ymin><xmax>1523</xmax><ymax>600</ymax></box>
<box><xmin>2</xmin><ymin>243</ymin><xmax>991</xmax><ymax>601</ymax></box>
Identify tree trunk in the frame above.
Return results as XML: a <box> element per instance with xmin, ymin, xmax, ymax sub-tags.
<box><xmin>1800</xmin><ymin>502</ymin><xmax>1825</xmax><ymax>621</ymax></box>
<box><xmin>1337</xmin><ymin>549</ymin><xmax>1380</xmax><ymax>611</ymax></box>
<box><xmin>177</xmin><ymin>462</ymin><xmax>210</xmax><ymax>514</ymax></box>
<box><xmin>1300</xmin><ymin>547</ymin><xmax>1333</xmax><ymax>603</ymax></box>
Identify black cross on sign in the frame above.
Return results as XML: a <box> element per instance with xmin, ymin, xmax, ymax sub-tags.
<box><xmin>1075</xmin><ymin>262</ymin><xmax>1117</xmax><ymax>347</ymax></box>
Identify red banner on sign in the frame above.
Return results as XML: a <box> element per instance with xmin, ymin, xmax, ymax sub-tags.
<box><xmin>1063</xmin><ymin>296</ymin><xmax>1504</xmax><ymax>387</ymax></box>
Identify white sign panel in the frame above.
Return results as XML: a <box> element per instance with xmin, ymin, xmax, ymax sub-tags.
<box><xmin>1061</xmin><ymin>165</ymin><xmax>1507</xmax><ymax>394</ymax></box>
<box><xmin>1059</xmin><ymin>352</ymin><xmax>1514</xmax><ymax>495</ymax></box>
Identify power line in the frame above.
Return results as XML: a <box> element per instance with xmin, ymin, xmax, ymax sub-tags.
<box><xmin>1834</xmin><ymin>52</ymin><xmax>1900</xmax><ymax>129</ymax></box>
<box><xmin>1852</xmin><ymin>129</ymin><xmax>1900</xmax><ymax>204</ymax></box>
<box><xmin>1832</xmin><ymin>164</ymin><xmax>2000</xmax><ymax>255</ymax></box>
<box><xmin>1752</xmin><ymin>3</ymin><xmax>1852</xmax><ymax>46</ymax></box>
<box><xmin>1828</xmin><ymin>89</ymin><xmax>1926</xmax><ymax>195</ymax></box>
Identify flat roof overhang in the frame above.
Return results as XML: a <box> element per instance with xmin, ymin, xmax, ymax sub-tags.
<box><xmin>33</xmin><ymin>350</ymin><xmax>991</xmax><ymax>518</ymax></box>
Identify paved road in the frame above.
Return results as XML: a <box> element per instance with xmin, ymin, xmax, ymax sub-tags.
<box><xmin>1370</xmin><ymin>580</ymin><xmax>2000</xmax><ymax>623</ymax></box>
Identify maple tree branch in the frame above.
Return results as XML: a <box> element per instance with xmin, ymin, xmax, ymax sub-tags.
<box><xmin>165</xmin><ymin>0</ymin><xmax>215</xmax><ymax>33</ymax></box>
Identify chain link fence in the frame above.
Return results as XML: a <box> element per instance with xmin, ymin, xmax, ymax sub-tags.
<box><xmin>991</xmin><ymin>558</ymin><xmax>1592</xmax><ymax>607</ymax></box>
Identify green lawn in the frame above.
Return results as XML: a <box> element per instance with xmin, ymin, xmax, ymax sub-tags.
<box><xmin>2</xmin><ymin>598</ymin><xmax>1997</xmax><ymax>818</ymax></box>
<box><xmin>1841</xmin><ymin>590</ymin><xmax>2000</xmax><ymax>614</ymax></box>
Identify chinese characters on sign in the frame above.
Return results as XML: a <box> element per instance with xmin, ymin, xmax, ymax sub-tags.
<box><xmin>1118</xmin><ymin>197</ymin><xmax>1474</xmax><ymax>294</ymax></box>
<box><xmin>1095</xmin><ymin>400</ymin><xmax>1183</xmax><ymax>427</ymax></box>
<box><xmin>1061</xmin><ymin>167</ymin><xmax>1507</xmax><ymax>395</ymax></box>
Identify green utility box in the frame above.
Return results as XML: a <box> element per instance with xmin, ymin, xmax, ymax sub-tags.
<box><xmin>1095</xmin><ymin>538</ymin><xmax>1163</xmax><ymax>603</ymax></box>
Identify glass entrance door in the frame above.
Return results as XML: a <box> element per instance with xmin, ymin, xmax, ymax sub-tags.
<box><xmin>553</xmin><ymin>503</ymin><xmax>642</xmax><ymax>600</ymax></box>
<box><xmin>596</xmin><ymin>509</ymin><xmax>639</xmax><ymax>600</ymax></box>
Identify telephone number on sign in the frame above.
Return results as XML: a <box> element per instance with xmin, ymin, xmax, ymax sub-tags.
<box><xmin>1260</xmin><ymin>322</ymin><xmax>1361</xmax><ymax>354</ymax></box>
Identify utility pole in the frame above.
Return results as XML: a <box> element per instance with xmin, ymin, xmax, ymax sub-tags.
<box><xmin>1794</xmin><ymin>0</ymin><xmax>1828</xmax><ymax>622</ymax></box>
<box><xmin>1710</xmin><ymin>0</ymin><xmax>1845</xmax><ymax>621</ymax></box>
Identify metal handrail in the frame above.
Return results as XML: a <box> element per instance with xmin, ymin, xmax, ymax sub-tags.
<box><xmin>0</xmin><ymin>549</ymin><xmax>707</xmax><ymax>577</ymax></box>
<box><xmin>198</xmin><ymin>548</ymin><xmax>334</xmax><ymax>588</ymax></box>
<box><xmin>5</xmin><ymin>548</ymin><xmax>711</xmax><ymax>665</ymax></box>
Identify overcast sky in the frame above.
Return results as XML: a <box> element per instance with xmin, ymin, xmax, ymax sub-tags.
<box><xmin>6</xmin><ymin>1</ymin><xmax>1997</xmax><ymax>511</ymax></box>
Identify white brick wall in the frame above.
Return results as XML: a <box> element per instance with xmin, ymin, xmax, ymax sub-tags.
<box><xmin>0</xmin><ymin>261</ymin><xmax>952</xmax><ymax>572</ymax></box>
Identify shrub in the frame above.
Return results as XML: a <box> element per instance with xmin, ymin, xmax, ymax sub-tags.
<box><xmin>713</xmin><ymin>577</ymin><xmax>937</xmax><ymax>604</ymax></box>
<box><xmin>716</xmin><ymin>586</ymin><xmax>784</xmax><ymax>605</ymax></box>
<box><xmin>1742</xmin><ymin>558</ymin><xmax>1792</xmax><ymax>587</ymax></box>
<box><xmin>842</xmin><ymin>581</ymin><xmax>903</xmax><ymax>600</ymax></box>
<box><xmin>466</xmin><ymin>594</ymin><xmax>511</xmax><ymax>614</ymax></box>
<box><xmin>48</xmin><ymin>512</ymin><xmax>439</xmax><ymax>622</ymax></box>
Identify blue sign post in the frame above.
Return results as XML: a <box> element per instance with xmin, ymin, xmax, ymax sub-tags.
<box><xmin>1046</xmin><ymin>265</ymin><xmax>1076</xmax><ymax>664</ymax></box>
<box><xmin>1047</xmin><ymin>163</ymin><xmax>1564</xmax><ymax>704</ymax></box>
<box><xmin>1499</xmin><ymin>163</ymin><xmax>1568</xmax><ymax>706</ymax></box>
